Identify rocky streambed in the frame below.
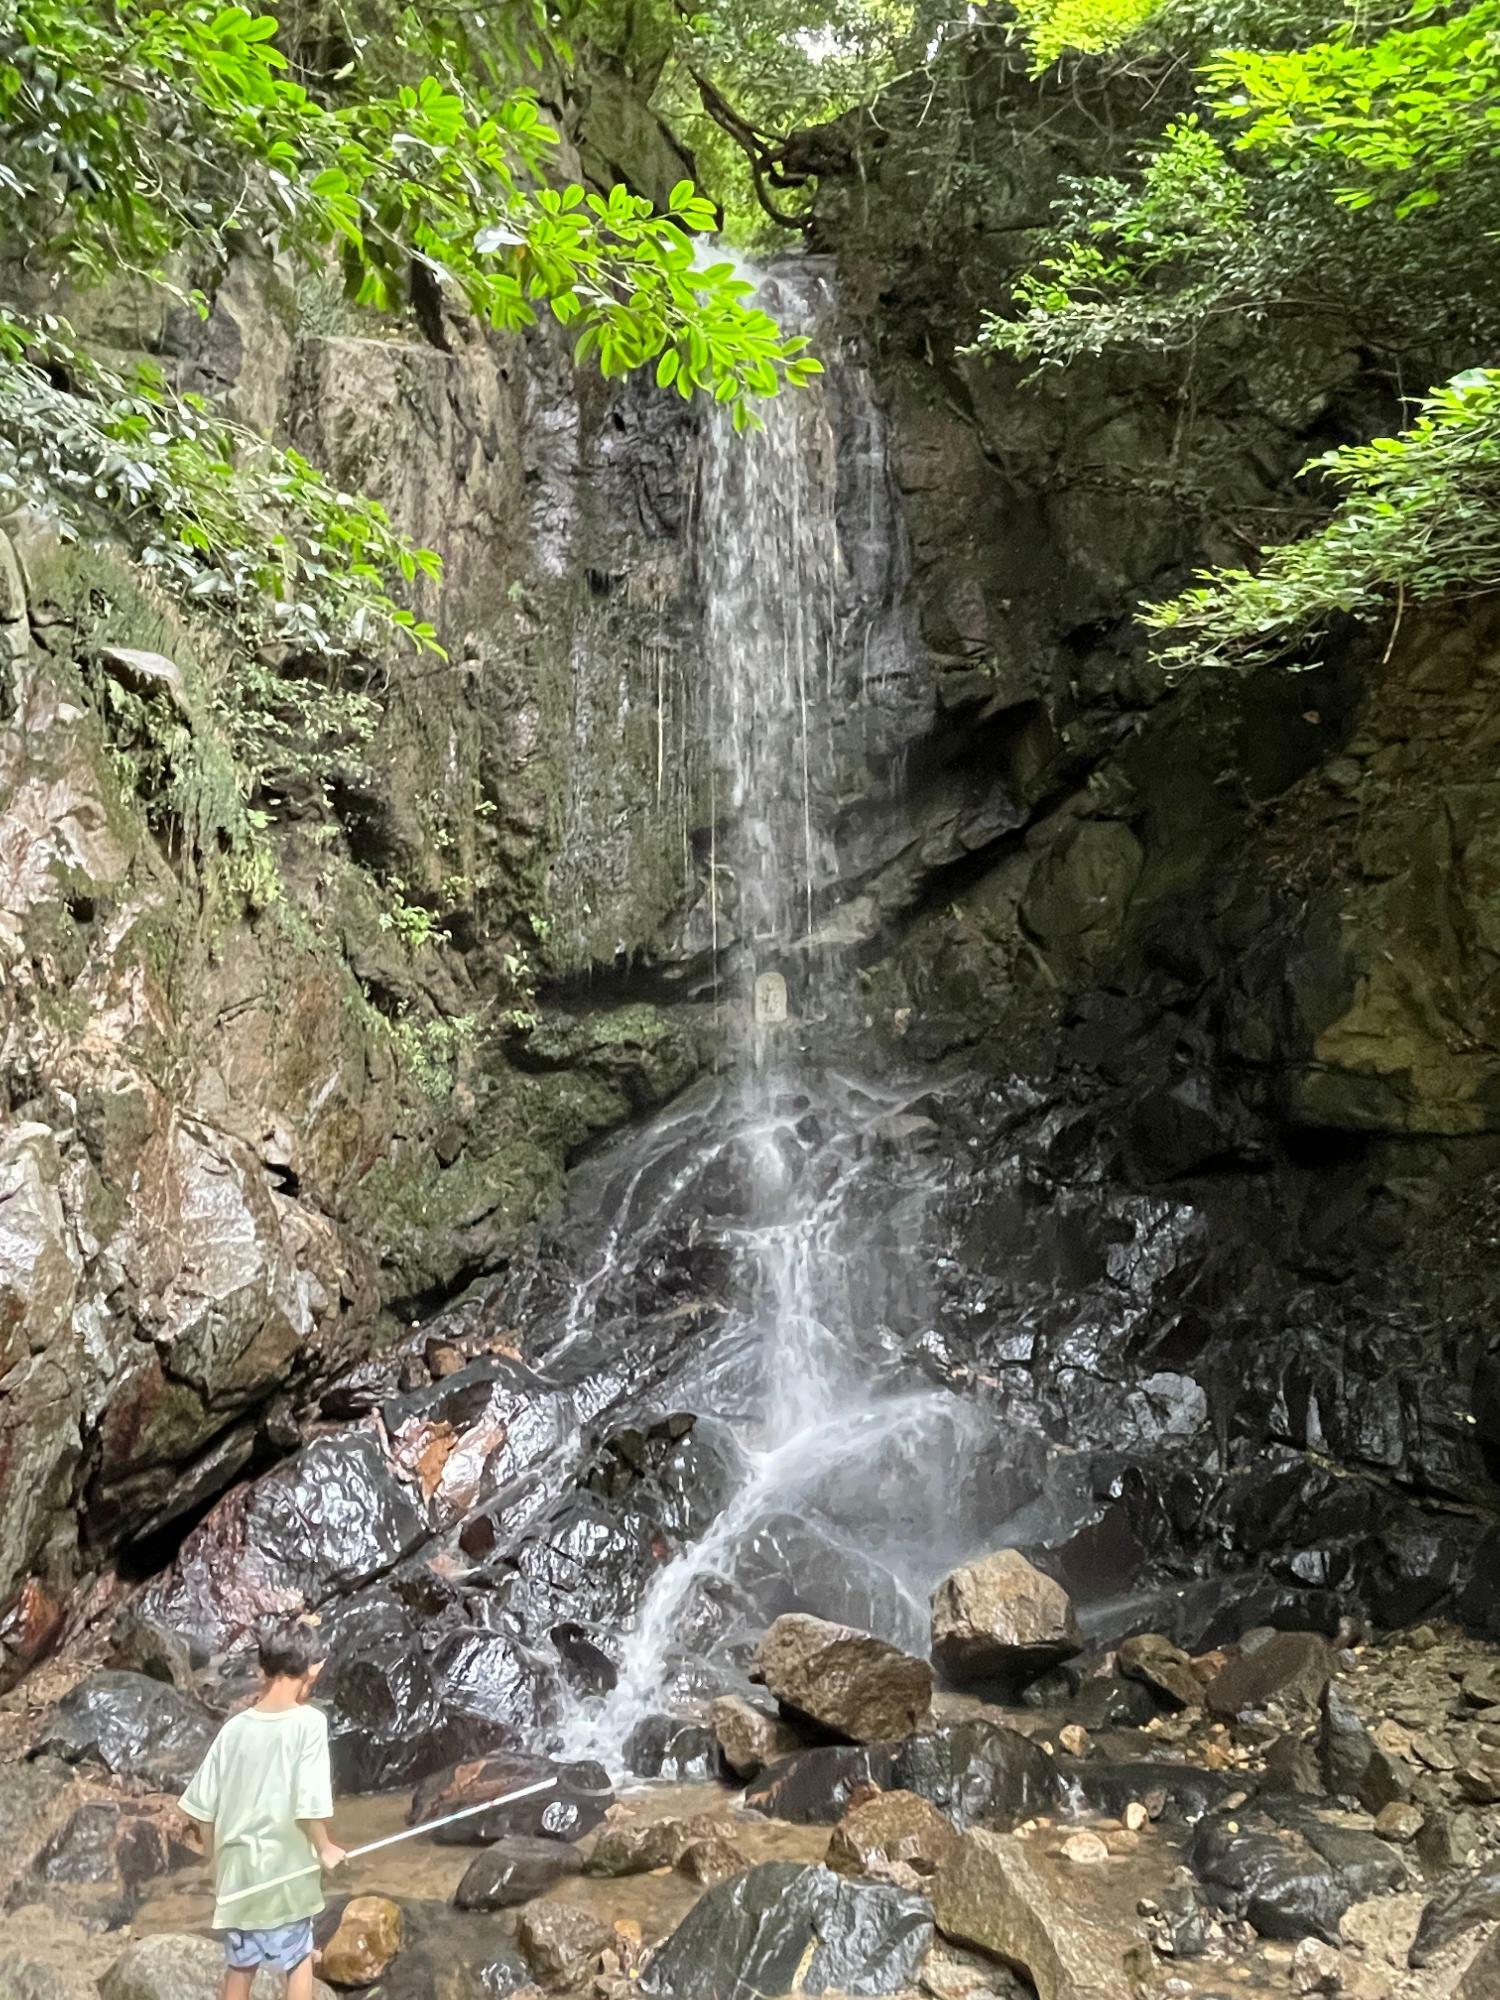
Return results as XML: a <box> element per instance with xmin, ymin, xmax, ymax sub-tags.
<box><xmin>9</xmin><ymin>1544</ymin><xmax>1500</xmax><ymax>2000</ymax></box>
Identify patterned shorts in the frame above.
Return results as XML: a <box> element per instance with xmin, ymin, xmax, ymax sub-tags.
<box><xmin>223</xmin><ymin>1918</ymin><xmax>316</xmax><ymax>1972</ymax></box>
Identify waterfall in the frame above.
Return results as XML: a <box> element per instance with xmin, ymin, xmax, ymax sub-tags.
<box><xmin>558</xmin><ymin>263</ymin><xmax>982</xmax><ymax>1765</ymax></box>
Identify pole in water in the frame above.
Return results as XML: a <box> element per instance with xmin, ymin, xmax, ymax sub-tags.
<box><xmin>212</xmin><ymin>1777</ymin><xmax>559</xmax><ymax>1910</ymax></box>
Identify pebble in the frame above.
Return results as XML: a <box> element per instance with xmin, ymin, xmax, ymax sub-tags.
<box><xmin>1292</xmin><ymin>1938</ymin><xmax>1343</xmax><ymax>1994</ymax></box>
<box><xmin>1123</xmin><ymin>1801</ymin><xmax>1148</xmax><ymax>1832</ymax></box>
<box><xmin>1060</xmin><ymin>1830</ymin><xmax>1109</xmax><ymax>1865</ymax></box>
<box><xmin>1058</xmin><ymin>1723</ymin><xmax>1089</xmax><ymax>1757</ymax></box>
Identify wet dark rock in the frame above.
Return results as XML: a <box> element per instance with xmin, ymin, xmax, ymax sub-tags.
<box><xmin>1460</xmin><ymin>1931</ymin><xmax>1500</xmax><ymax>1999</ymax></box>
<box><xmin>1409</xmin><ymin>1866</ymin><xmax>1500</xmax><ymax>1966</ymax></box>
<box><xmin>1141</xmin><ymin>1882</ymin><xmax>1214</xmax><ymax>1960</ymax></box>
<box><xmin>550</xmin><ymin>1621</ymin><xmax>618</xmax><ymax>1696</ymax></box>
<box><xmin>137</xmin><ymin>1434</ymin><xmax>427</xmax><ymax>1657</ymax></box>
<box><xmin>364</xmin><ymin>1901</ymin><xmax>530</xmax><ymax>2000</ymax></box>
<box><xmin>710</xmin><ymin>1693</ymin><xmax>802</xmax><ymax>1778</ymax></box>
<box><xmin>22</xmin><ymin>1798</ymin><xmax>196</xmax><ymax>1927</ymax></box>
<box><xmin>933</xmin><ymin>1827</ymin><xmax>1153</xmax><ymax>2000</ymax></box>
<box><xmin>1054</xmin><ymin>1759</ymin><xmax>1240</xmax><ymax>1825</ymax></box>
<box><xmin>643</xmin><ymin>1861</ymin><xmax>932</xmax><ymax>1999</ymax></box>
<box><xmin>1317</xmin><ymin>1682</ymin><xmax>1408</xmax><ymax>1810</ymax></box>
<box><xmin>1189</xmin><ymin>1799</ymin><xmax>1406</xmax><ymax>1943</ymax></box>
<box><xmin>749</xmin><ymin>1612</ymin><xmax>932</xmax><ymax>1743</ymax></box>
<box><xmin>826</xmin><ymin>1790</ymin><xmax>959</xmax><ymax>1879</ymax></box>
<box><xmin>32</xmin><ymin>1671</ymin><xmax>218</xmax><ymax>1790</ymax></box>
<box><xmin>891</xmin><ymin>1720</ymin><xmax>1057</xmax><ymax>1831</ymax></box>
<box><xmin>621</xmin><ymin>1712</ymin><xmax>717</xmax><ymax>1780</ymax></box>
<box><xmin>1117</xmin><ymin>1634</ymin><xmax>1202</xmax><ymax>1711</ymax></box>
<box><xmin>515</xmin><ymin>1899</ymin><xmax>612</xmax><ymax>1988</ymax></box>
<box><xmin>314</xmin><ymin>1587</ymin><xmax>489</xmax><ymax>1793</ymax></box>
<box><xmin>931</xmin><ymin>1550</ymin><xmax>1081</xmax><ymax>1690</ymax></box>
<box><xmin>746</xmin><ymin>1744</ymin><xmax>899</xmax><ymax>1824</ymax></box>
<box><xmin>1063</xmin><ymin>1676</ymin><xmax>1158</xmax><ymax>1730</ymax></box>
<box><xmin>427</xmin><ymin>1627</ymin><xmax>562</xmax><ymax>1744</ymax></box>
<box><xmin>411</xmin><ymin>1750</ymin><xmax>613</xmax><ymax>1844</ymax></box>
<box><xmin>1204</xmin><ymin>1633</ymin><xmax>1333</xmax><ymax>1721</ymax></box>
<box><xmin>453</xmin><ymin>1835</ymin><xmax>585</xmax><ymax>1910</ymax></box>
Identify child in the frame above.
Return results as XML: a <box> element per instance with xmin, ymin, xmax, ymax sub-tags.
<box><xmin>180</xmin><ymin>1620</ymin><xmax>347</xmax><ymax>1999</ymax></box>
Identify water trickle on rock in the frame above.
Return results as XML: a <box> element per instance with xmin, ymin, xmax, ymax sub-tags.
<box><xmin>559</xmin><ymin>264</ymin><xmax>986</xmax><ymax>1767</ymax></box>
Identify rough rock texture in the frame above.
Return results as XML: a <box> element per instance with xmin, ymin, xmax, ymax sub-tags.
<box><xmin>30</xmin><ymin>1671</ymin><xmax>217</xmax><ymax>1789</ymax></box>
<box><xmin>826</xmin><ymin>1789</ymin><xmax>960</xmax><ymax>1879</ymax></box>
<box><xmin>931</xmin><ymin>1551</ymin><xmax>1081</xmax><ymax>1687</ymax></box>
<box><xmin>749</xmin><ymin>1613</ymin><xmax>932</xmax><ymax>1743</ymax></box>
<box><xmin>1205</xmin><ymin>1633</ymin><xmax>1334</xmax><ymax>1720</ymax></box>
<box><xmin>933</xmin><ymin>1828</ymin><xmax>1154</xmax><ymax>2000</ymax></box>
<box><xmin>642</xmin><ymin>1861</ymin><xmax>933</xmax><ymax>2000</ymax></box>
<box><xmin>317</xmin><ymin>1897</ymin><xmax>404</xmax><ymax>1988</ymax></box>
<box><xmin>99</xmin><ymin>1935</ymin><xmax>335</xmax><ymax>2000</ymax></box>
<box><xmin>709</xmin><ymin>1695</ymin><xmax>802</xmax><ymax>1779</ymax></box>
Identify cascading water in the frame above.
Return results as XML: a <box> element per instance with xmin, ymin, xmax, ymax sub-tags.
<box><xmin>558</xmin><ymin>263</ymin><xmax>988</xmax><ymax>1765</ymax></box>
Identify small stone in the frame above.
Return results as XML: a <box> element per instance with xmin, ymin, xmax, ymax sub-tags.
<box><xmin>676</xmin><ymin>1834</ymin><xmax>747</xmax><ymax>1887</ymax></box>
<box><xmin>1123</xmin><ymin>1802</ymin><xmax>1148</xmax><ymax>1833</ymax></box>
<box><xmin>1411</xmin><ymin>1732</ymin><xmax>1459</xmax><ymax>1772</ymax></box>
<box><xmin>319</xmin><ymin>1897</ymin><xmax>402</xmax><ymax>1987</ymax></box>
<box><xmin>1373</xmin><ymin>1801</ymin><xmax>1424</xmax><ymax>1843</ymax></box>
<box><xmin>1407</xmin><ymin>1626</ymin><xmax>1439</xmax><ymax>1652</ymax></box>
<box><xmin>1372</xmin><ymin>1719</ymin><xmax>1413</xmax><ymax>1758</ymax></box>
<box><xmin>1204</xmin><ymin>1634</ymin><xmax>1333</xmax><ymax>1722</ymax></box>
<box><xmin>1058</xmin><ymin>1724</ymin><xmax>1088</xmax><ymax>1757</ymax></box>
<box><xmin>1061</xmin><ymin>1830</ymin><xmax>1109</xmax><ymax>1865</ymax></box>
<box><xmin>1117</xmin><ymin>1634</ymin><xmax>1203</xmax><ymax>1711</ymax></box>
<box><xmin>1456</xmin><ymin>1762</ymin><xmax>1500</xmax><ymax>1804</ymax></box>
<box><xmin>1292</xmin><ymin>1938</ymin><xmax>1342</xmax><ymax>1994</ymax></box>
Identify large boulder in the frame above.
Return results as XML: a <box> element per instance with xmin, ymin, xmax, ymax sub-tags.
<box><xmin>22</xmin><ymin>1797</ymin><xmax>196</xmax><ymax>1927</ymax></box>
<box><xmin>454</xmin><ymin>1835</ymin><xmax>585</xmax><ymax>1909</ymax></box>
<box><xmin>891</xmin><ymin>1720</ymin><xmax>1057</xmax><ymax>1831</ymax></box>
<box><xmin>1188</xmin><ymin>1801</ymin><xmax>1406</xmax><ymax>1943</ymax></box>
<box><xmin>1203</xmin><ymin>1632</ymin><xmax>1333</xmax><ymax>1721</ymax></box>
<box><xmin>749</xmin><ymin>1613</ymin><xmax>931</xmax><ymax>1743</ymax></box>
<box><xmin>745</xmin><ymin>1745</ymin><xmax>899</xmax><ymax>1825</ymax></box>
<box><xmin>31</xmin><ymin>1671</ymin><xmax>218</xmax><ymax>1790</ymax></box>
<box><xmin>643</xmin><ymin>1861</ymin><xmax>932</xmax><ymax>1999</ymax></box>
<box><xmin>930</xmin><ymin>1552</ymin><xmax>1081</xmax><ymax>1688</ymax></box>
<box><xmin>827</xmin><ymin>1790</ymin><xmax>959</xmax><ymax>1880</ymax></box>
<box><xmin>410</xmin><ymin>1749</ymin><xmax>613</xmax><ymax>1844</ymax></box>
<box><xmin>933</xmin><ymin>1828</ymin><xmax>1153</xmax><ymax>2000</ymax></box>
<box><xmin>99</xmin><ymin>1936</ymin><xmax>335</xmax><ymax>2000</ymax></box>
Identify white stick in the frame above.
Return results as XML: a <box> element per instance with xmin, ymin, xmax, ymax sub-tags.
<box><xmin>212</xmin><ymin>1776</ymin><xmax>559</xmax><ymax>1910</ymax></box>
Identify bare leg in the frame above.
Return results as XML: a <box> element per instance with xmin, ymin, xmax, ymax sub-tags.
<box><xmin>286</xmin><ymin>1954</ymin><xmax>316</xmax><ymax>2000</ymax></box>
<box><xmin>223</xmin><ymin>1971</ymin><xmax>256</xmax><ymax>2000</ymax></box>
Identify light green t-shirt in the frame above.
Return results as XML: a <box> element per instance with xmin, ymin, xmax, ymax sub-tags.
<box><xmin>180</xmin><ymin>1702</ymin><xmax>334</xmax><ymax>1931</ymax></box>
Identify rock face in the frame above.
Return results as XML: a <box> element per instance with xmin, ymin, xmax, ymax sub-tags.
<box><xmin>643</xmin><ymin>1861</ymin><xmax>933</xmax><ymax>2000</ymax></box>
<box><xmin>931</xmin><ymin>1551</ymin><xmax>1081</xmax><ymax>1687</ymax></box>
<box><xmin>31</xmin><ymin>1671</ymin><xmax>218</xmax><ymax>1789</ymax></box>
<box><xmin>749</xmin><ymin>1614</ymin><xmax>932</xmax><ymax>1743</ymax></box>
<box><xmin>933</xmin><ymin>1828</ymin><xmax>1153</xmax><ymax>2000</ymax></box>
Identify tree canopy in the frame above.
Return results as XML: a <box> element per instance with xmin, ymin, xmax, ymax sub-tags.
<box><xmin>977</xmin><ymin>0</ymin><xmax>1500</xmax><ymax>674</ymax></box>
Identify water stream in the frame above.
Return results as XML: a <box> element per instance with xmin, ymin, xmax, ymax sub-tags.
<box><xmin>558</xmin><ymin>264</ymin><xmax>982</xmax><ymax>1765</ymax></box>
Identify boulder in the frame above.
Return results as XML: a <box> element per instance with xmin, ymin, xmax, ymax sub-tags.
<box><xmin>1317</xmin><ymin>1682</ymin><xmax>1409</xmax><ymax>1812</ymax></box>
<box><xmin>515</xmin><ymin>1901</ymin><xmax>612</xmax><ymax>1990</ymax></box>
<box><xmin>23</xmin><ymin>1797</ymin><xmax>196</xmax><ymax>1926</ymax></box>
<box><xmin>1189</xmin><ymin>1801</ymin><xmax>1405</xmax><ymax>1944</ymax></box>
<box><xmin>827</xmin><ymin>1790</ymin><xmax>959</xmax><ymax>1879</ymax></box>
<box><xmin>353</xmin><ymin>1902</ymin><xmax>528</xmax><ymax>2000</ymax></box>
<box><xmin>1204</xmin><ymin>1632</ymin><xmax>1333</xmax><ymax>1721</ymax></box>
<box><xmin>621</xmin><ymin>1713</ymin><xmax>718</xmax><ymax>1780</ymax></box>
<box><xmin>642</xmin><ymin>1861</ymin><xmax>932</xmax><ymax>1999</ymax></box>
<box><xmin>587</xmin><ymin>1814</ymin><xmax>724</xmax><ymax>1878</ymax></box>
<box><xmin>710</xmin><ymin>1694</ymin><xmax>802</xmax><ymax>1779</ymax></box>
<box><xmin>745</xmin><ymin>1744</ymin><xmax>899</xmax><ymax>1824</ymax></box>
<box><xmin>930</xmin><ymin>1552</ymin><xmax>1080</xmax><ymax>1688</ymax></box>
<box><xmin>1410</xmin><ymin>1866</ymin><xmax>1500</xmax><ymax>1966</ymax></box>
<box><xmin>1053</xmin><ymin>1759</ymin><xmax>1240</xmax><ymax>1825</ymax></box>
<box><xmin>453</xmin><ymin>1834</ymin><xmax>585</xmax><ymax>1910</ymax></box>
<box><xmin>676</xmin><ymin>1832</ymin><xmax>749</xmax><ymax>1886</ymax></box>
<box><xmin>32</xmin><ymin>1671</ymin><xmax>218</xmax><ymax>1790</ymax></box>
<box><xmin>891</xmin><ymin>1720</ymin><xmax>1056</xmax><ymax>1830</ymax></box>
<box><xmin>932</xmin><ymin>1828</ymin><xmax>1153</xmax><ymax>2000</ymax></box>
<box><xmin>1116</xmin><ymin>1633</ymin><xmax>1202</xmax><ymax>1710</ymax></box>
<box><xmin>750</xmin><ymin>1613</ymin><xmax>932</xmax><ymax>1743</ymax></box>
<box><xmin>1461</xmin><ymin>1932</ymin><xmax>1500</xmax><ymax>2000</ymax></box>
<box><xmin>99</xmin><ymin>1935</ymin><xmax>335</xmax><ymax>2000</ymax></box>
<box><xmin>318</xmin><ymin>1897</ymin><xmax>403</xmax><ymax>1987</ymax></box>
<box><xmin>410</xmin><ymin>1750</ymin><xmax>612</xmax><ymax>1844</ymax></box>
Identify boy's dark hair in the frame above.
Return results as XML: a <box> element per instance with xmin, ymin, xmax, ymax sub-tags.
<box><xmin>257</xmin><ymin>1619</ymin><xmax>322</xmax><ymax>1680</ymax></box>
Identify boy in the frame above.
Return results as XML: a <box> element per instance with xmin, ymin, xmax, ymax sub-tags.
<box><xmin>180</xmin><ymin>1621</ymin><xmax>347</xmax><ymax>1999</ymax></box>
